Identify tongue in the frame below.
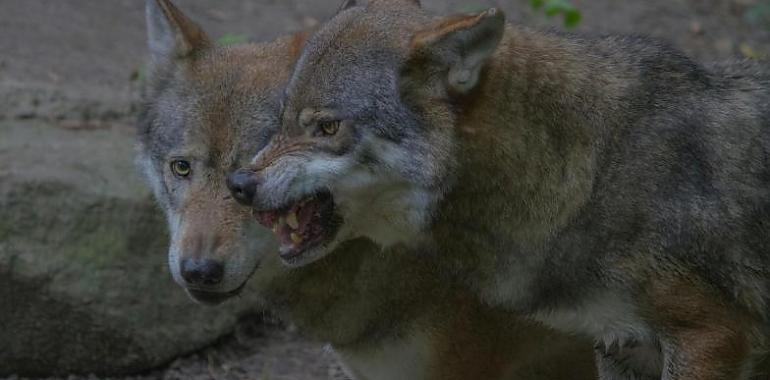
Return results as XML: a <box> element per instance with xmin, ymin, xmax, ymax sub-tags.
<box><xmin>255</xmin><ymin>210</ymin><xmax>278</xmax><ymax>229</ymax></box>
<box><xmin>255</xmin><ymin>196</ymin><xmax>325</xmax><ymax>250</ymax></box>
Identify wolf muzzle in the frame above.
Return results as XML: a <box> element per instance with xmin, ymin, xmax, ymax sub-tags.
<box><xmin>227</xmin><ymin>169</ymin><xmax>259</xmax><ymax>207</ymax></box>
<box><xmin>180</xmin><ymin>257</ymin><xmax>225</xmax><ymax>287</ymax></box>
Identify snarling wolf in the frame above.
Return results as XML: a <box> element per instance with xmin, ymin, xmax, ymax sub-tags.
<box><xmin>234</xmin><ymin>0</ymin><xmax>770</xmax><ymax>378</ymax></box>
<box><xmin>136</xmin><ymin>1</ymin><xmax>596</xmax><ymax>379</ymax></box>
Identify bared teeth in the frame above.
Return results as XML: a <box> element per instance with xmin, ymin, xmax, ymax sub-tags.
<box><xmin>286</xmin><ymin>211</ymin><xmax>299</xmax><ymax>230</ymax></box>
<box><xmin>290</xmin><ymin>232</ymin><xmax>303</xmax><ymax>245</ymax></box>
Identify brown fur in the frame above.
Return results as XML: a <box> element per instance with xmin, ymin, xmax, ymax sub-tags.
<box><xmin>648</xmin><ymin>275</ymin><xmax>757</xmax><ymax>379</ymax></box>
<box><xmin>151</xmin><ymin>0</ymin><xmax>209</xmax><ymax>58</ymax></box>
<box><xmin>250</xmin><ymin>239</ymin><xmax>597</xmax><ymax>380</ymax></box>
<box><xmin>412</xmin><ymin>13</ymin><xmax>490</xmax><ymax>49</ymax></box>
<box><xmin>425</xmin><ymin>292</ymin><xmax>594</xmax><ymax>380</ymax></box>
<box><xmin>138</xmin><ymin>1</ymin><xmax>598</xmax><ymax>379</ymax></box>
<box><xmin>238</xmin><ymin>1</ymin><xmax>770</xmax><ymax>378</ymax></box>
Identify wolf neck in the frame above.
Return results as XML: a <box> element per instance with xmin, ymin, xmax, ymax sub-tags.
<box><xmin>433</xmin><ymin>26</ymin><xmax>623</xmax><ymax>305</ymax></box>
<box><xmin>253</xmin><ymin>239</ymin><xmax>451</xmax><ymax>347</ymax></box>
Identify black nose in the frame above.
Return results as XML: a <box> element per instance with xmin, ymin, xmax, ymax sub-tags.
<box><xmin>226</xmin><ymin>169</ymin><xmax>258</xmax><ymax>206</ymax></box>
<box><xmin>180</xmin><ymin>258</ymin><xmax>225</xmax><ymax>286</ymax></box>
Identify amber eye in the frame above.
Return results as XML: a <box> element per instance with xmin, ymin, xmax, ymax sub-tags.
<box><xmin>171</xmin><ymin>160</ymin><xmax>192</xmax><ymax>178</ymax></box>
<box><xmin>319</xmin><ymin>120</ymin><xmax>341</xmax><ymax>136</ymax></box>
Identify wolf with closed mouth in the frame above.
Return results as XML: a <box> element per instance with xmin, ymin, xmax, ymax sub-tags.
<box><xmin>136</xmin><ymin>1</ymin><xmax>596</xmax><ymax>379</ymax></box>
<box><xmin>233</xmin><ymin>0</ymin><xmax>770</xmax><ymax>378</ymax></box>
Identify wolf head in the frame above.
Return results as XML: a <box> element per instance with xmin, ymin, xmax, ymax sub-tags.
<box><xmin>137</xmin><ymin>0</ymin><xmax>303</xmax><ymax>304</ymax></box>
<box><xmin>227</xmin><ymin>0</ymin><xmax>505</xmax><ymax>267</ymax></box>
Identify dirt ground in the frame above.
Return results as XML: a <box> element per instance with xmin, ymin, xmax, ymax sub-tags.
<box><xmin>1</xmin><ymin>0</ymin><xmax>767</xmax><ymax>124</ymax></box>
<box><xmin>1</xmin><ymin>314</ymin><xmax>345</xmax><ymax>380</ymax></box>
<box><xmin>1</xmin><ymin>0</ymin><xmax>768</xmax><ymax>379</ymax></box>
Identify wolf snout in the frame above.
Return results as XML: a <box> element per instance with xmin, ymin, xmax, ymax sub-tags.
<box><xmin>227</xmin><ymin>169</ymin><xmax>259</xmax><ymax>206</ymax></box>
<box><xmin>180</xmin><ymin>257</ymin><xmax>225</xmax><ymax>287</ymax></box>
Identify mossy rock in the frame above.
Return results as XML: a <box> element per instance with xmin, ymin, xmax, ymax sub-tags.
<box><xmin>0</xmin><ymin>122</ymin><xmax>263</xmax><ymax>376</ymax></box>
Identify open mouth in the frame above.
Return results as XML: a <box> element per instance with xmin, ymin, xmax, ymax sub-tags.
<box><xmin>253</xmin><ymin>191</ymin><xmax>341</xmax><ymax>263</ymax></box>
<box><xmin>186</xmin><ymin>281</ymin><xmax>246</xmax><ymax>306</ymax></box>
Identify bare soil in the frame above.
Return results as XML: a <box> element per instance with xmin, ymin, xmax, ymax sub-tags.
<box><xmin>2</xmin><ymin>315</ymin><xmax>346</xmax><ymax>380</ymax></box>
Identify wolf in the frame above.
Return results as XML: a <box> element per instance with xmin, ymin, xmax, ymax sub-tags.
<box><xmin>136</xmin><ymin>1</ymin><xmax>596</xmax><ymax>379</ymax></box>
<box><xmin>231</xmin><ymin>0</ymin><xmax>770</xmax><ymax>378</ymax></box>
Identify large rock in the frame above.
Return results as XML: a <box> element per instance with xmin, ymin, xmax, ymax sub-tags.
<box><xmin>0</xmin><ymin>121</ymin><xmax>263</xmax><ymax>377</ymax></box>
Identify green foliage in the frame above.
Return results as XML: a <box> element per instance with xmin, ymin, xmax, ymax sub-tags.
<box><xmin>745</xmin><ymin>1</ymin><xmax>770</xmax><ymax>29</ymax></box>
<box><xmin>217</xmin><ymin>33</ymin><xmax>249</xmax><ymax>46</ymax></box>
<box><xmin>530</xmin><ymin>0</ymin><xmax>582</xmax><ymax>28</ymax></box>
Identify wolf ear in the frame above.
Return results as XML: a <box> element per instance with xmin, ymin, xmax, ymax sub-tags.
<box><xmin>407</xmin><ymin>8</ymin><xmax>504</xmax><ymax>94</ymax></box>
<box><xmin>146</xmin><ymin>0</ymin><xmax>210</xmax><ymax>62</ymax></box>
<box><xmin>336</xmin><ymin>0</ymin><xmax>357</xmax><ymax>13</ymax></box>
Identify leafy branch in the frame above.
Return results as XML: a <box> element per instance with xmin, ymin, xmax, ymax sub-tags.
<box><xmin>530</xmin><ymin>0</ymin><xmax>582</xmax><ymax>28</ymax></box>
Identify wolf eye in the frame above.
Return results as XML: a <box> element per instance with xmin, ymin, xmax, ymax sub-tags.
<box><xmin>171</xmin><ymin>160</ymin><xmax>192</xmax><ymax>178</ymax></box>
<box><xmin>318</xmin><ymin>120</ymin><xmax>341</xmax><ymax>136</ymax></box>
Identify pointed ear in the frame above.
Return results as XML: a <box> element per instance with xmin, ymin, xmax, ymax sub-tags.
<box><xmin>146</xmin><ymin>0</ymin><xmax>210</xmax><ymax>62</ymax></box>
<box><xmin>336</xmin><ymin>0</ymin><xmax>358</xmax><ymax>13</ymax></box>
<box><xmin>287</xmin><ymin>31</ymin><xmax>311</xmax><ymax>62</ymax></box>
<box><xmin>409</xmin><ymin>8</ymin><xmax>504</xmax><ymax>94</ymax></box>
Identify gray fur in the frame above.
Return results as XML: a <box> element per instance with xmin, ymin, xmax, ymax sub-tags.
<box><xmin>251</xmin><ymin>1</ymin><xmax>770</xmax><ymax>378</ymax></box>
<box><xmin>145</xmin><ymin>0</ymin><xmax>175</xmax><ymax>62</ymax></box>
<box><xmin>135</xmin><ymin>2</ymin><xmax>598</xmax><ymax>379</ymax></box>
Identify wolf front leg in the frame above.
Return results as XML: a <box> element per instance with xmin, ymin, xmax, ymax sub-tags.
<box><xmin>594</xmin><ymin>332</ymin><xmax>756</xmax><ymax>380</ymax></box>
<box><xmin>649</xmin><ymin>276</ymin><xmax>757</xmax><ymax>380</ymax></box>
<box><xmin>660</xmin><ymin>331</ymin><xmax>755</xmax><ymax>380</ymax></box>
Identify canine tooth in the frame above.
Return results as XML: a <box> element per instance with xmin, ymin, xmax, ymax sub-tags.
<box><xmin>286</xmin><ymin>212</ymin><xmax>299</xmax><ymax>229</ymax></box>
<box><xmin>290</xmin><ymin>232</ymin><xmax>303</xmax><ymax>244</ymax></box>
